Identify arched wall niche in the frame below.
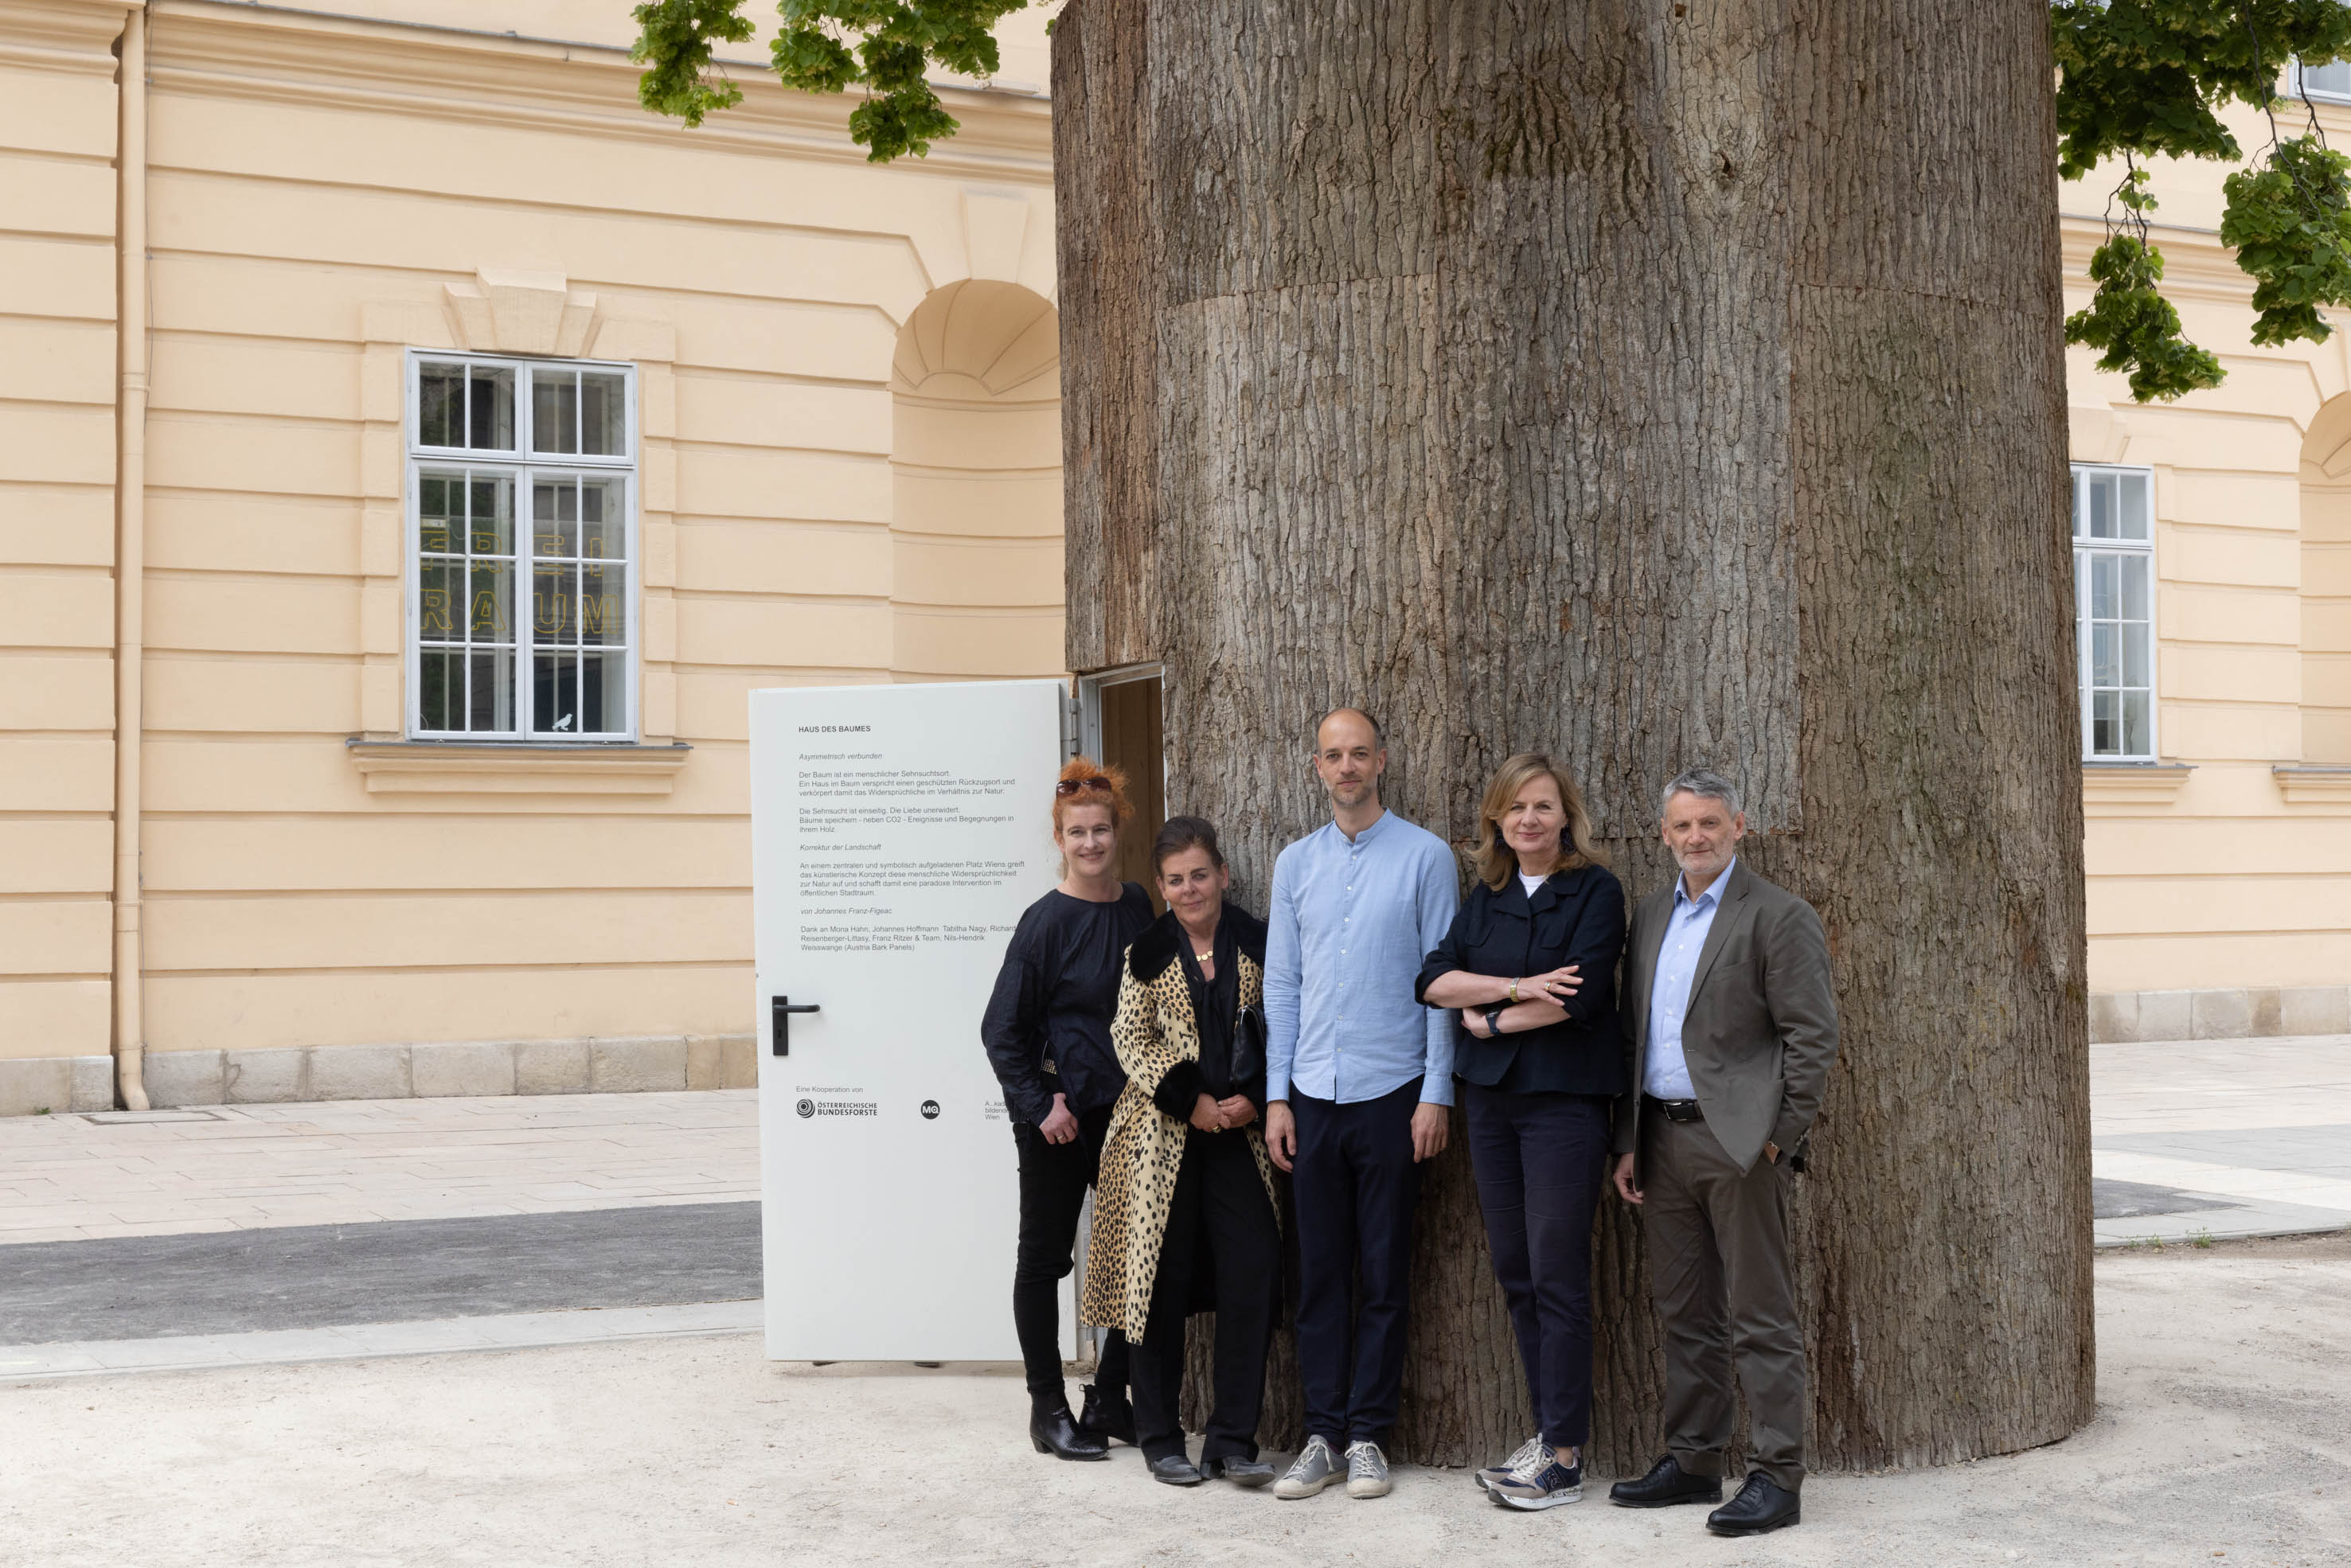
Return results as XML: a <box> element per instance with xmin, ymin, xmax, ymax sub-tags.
<box><xmin>887</xmin><ymin>279</ymin><xmax>1065</xmax><ymax>681</ymax></box>
<box><xmin>2298</xmin><ymin>396</ymin><xmax>2351</xmax><ymax>763</ymax></box>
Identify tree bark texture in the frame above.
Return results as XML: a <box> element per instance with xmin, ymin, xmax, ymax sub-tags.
<box><xmin>1053</xmin><ymin>0</ymin><xmax>2092</xmax><ymax>1474</ymax></box>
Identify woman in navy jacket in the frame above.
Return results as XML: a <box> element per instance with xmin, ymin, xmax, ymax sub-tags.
<box><xmin>1416</xmin><ymin>752</ymin><xmax>1628</xmax><ymax>1511</ymax></box>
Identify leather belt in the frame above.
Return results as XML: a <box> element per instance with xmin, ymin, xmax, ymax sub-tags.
<box><xmin>1642</xmin><ymin>1094</ymin><xmax>1704</xmax><ymax>1124</ymax></box>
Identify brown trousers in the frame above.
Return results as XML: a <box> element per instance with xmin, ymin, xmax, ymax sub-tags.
<box><xmin>1642</xmin><ymin>1110</ymin><xmax>1807</xmax><ymax>1491</ymax></box>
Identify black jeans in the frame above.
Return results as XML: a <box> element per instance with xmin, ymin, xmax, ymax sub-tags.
<box><xmin>1012</xmin><ymin>1106</ymin><xmax>1129</xmax><ymax>1410</ymax></box>
<box><xmin>1290</xmin><ymin>1076</ymin><xmax>1423</xmax><ymax>1448</ymax></box>
<box><xmin>1130</xmin><ymin>1130</ymin><xmax>1280</xmax><ymax>1465</ymax></box>
<box><xmin>1463</xmin><ymin>1082</ymin><xmax>1611</xmax><ymax>1449</ymax></box>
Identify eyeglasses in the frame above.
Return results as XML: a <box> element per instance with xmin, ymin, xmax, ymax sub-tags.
<box><xmin>1055</xmin><ymin>775</ymin><xmax>1113</xmax><ymax>798</ymax></box>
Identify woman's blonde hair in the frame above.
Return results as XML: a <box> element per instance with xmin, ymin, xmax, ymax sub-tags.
<box><xmin>1475</xmin><ymin>752</ymin><xmax>1606</xmax><ymax>891</ymax></box>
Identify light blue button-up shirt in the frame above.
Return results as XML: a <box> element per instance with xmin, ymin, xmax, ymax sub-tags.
<box><xmin>1644</xmin><ymin>858</ymin><xmax>1736</xmax><ymax>1100</ymax></box>
<box><xmin>1265</xmin><ymin>809</ymin><xmax>1460</xmax><ymax>1107</ymax></box>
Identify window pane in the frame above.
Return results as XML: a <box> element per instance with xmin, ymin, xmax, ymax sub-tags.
<box><xmin>580</xmin><ymin>372</ymin><xmax>627</xmax><ymax>455</ymax></box>
<box><xmin>580</xmin><ymin>649</ymin><xmax>627</xmax><ymax>733</ymax></box>
<box><xmin>580</xmin><ymin>560</ymin><xmax>625</xmax><ymax>646</ymax></box>
<box><xmin>2121</xmin><ymin>553</ymin><xmax>2149</xmax><ymax>620</ymax></box>
<box><xmin>419</xmin><ymin>474</ymin><xmax>456</xmax><ymax>555</ymax></box>
<box><xmin>2306</xmin><ymin>59</ymin><xmax>2351</xmax><ymax>97</ymax></box>
<box><xmin>2119</xmin><ymin>472</ymin><xmax>2149</xmax><ymax>539</ymax></box>
<box><xmin>419</xmin><ymin>648</ymin><xmax>462</xmax><ymax>732</ymax></box>
<box><xmin>2123</xmin><ymin>623</ymin><xmax>2150</xmax><ymax>688</ymax></box>
<box><xmin>533</xmin><ymin>562</ymin><xmax>575</xmax><ymax>648</ymax></box>
<box><xmin>2091</xmin><ymin>691</ymin><xmax>2119</xmax><ymax>756</ymax></box>
<box><xmin>534</xmin><ymin>652</ymin><xmax>580</xmax><ymax>734</ymax></box>
<box><xmin>2091</xmin><ymin>623</ymin><xmax>2117</xmax><ymax>688</ymax></box>
<box><xmin>577</xmin><ymin>476</ymin><xmax>625</xmax><ymax>560</ymax></box>
<box><xmin>468</xmin><ymin>646</ymin><xmax>516</xmax><ymax>731</ymax></box>
<box><xmin>2122</xmin><ymin>692</ymin><xmax>2151</xmax><ymax>757</ymax></box>
<box><xmin>468</xmin><ymin>367</ymin><xmax>515</xmax><ymax>450</ymax></box>
<box><xmin>2088</xmin><ymin>473</ymin><xmax>2114</xmax><ymax>539</ymax></box>
<box><xmin>468</xmin><ymin>560</ymin><xmax>513</xmax><ymax>642</ymax></box>
<box><xmin>469</xmin><ymin>476</ymin><xmax>514</xmax><ymax>556</ymax></box>
<box><xmin>533</xmin><ymin>371</ymin><xmax>580</xmax><ymax>455</ymax></box>
<box><xmin>2091</xmin><ymin>554</ymin><xmax>2118</xmax><ymax>619</ymax></box>
<box><xmin>419</xmin><ymin>364</ymin><xmax>463</xmax><ymax>448</ymax></box>
<box><xmin>534</xmin><ymin>477</ymin><xmax>580</xmax><ymax>558</ymax></box>
<box><xmin>419</xmin><ymin>561</ymin><xmax>460</xmax><ymax>640</ymax></box>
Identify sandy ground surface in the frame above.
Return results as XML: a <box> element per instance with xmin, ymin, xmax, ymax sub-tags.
<box><xmin>5</xmin><ymin>1238</ymin><xmax>2347</xmax><ymax>1568</ymax></box>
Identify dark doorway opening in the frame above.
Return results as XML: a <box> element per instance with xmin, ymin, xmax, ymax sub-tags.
<box><xmin>1085</xmin><ymin>670</ymin><xmax>1165</xmax><ymax>903</ymax></box>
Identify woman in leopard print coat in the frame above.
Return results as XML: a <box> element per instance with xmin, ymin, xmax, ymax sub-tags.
<box><xmin>1080</xmin><ymin>817</ymin><xmax>1283</xmax><ymax>1485</ymax></box>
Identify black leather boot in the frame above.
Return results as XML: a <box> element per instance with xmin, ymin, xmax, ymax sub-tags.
<box><xmin>1029</xmin><ymin>1402</ymin><xmax>1110</xmax><ymax>1461</ymax></box>
<box><xmin>1608</xmin><ymin>1453</ymin><xmax>1724</xmax><ymax>1508</ymax></box>
<box><xmin>1707</xmin><ymin>1473</ymin><xmax>1800</xmax><ymax>1536</ymax></box>
<box><xmin>1077</xmin><ymin>1382</ymin><xmax>1137</xmax><ymax>1446</ymax></box>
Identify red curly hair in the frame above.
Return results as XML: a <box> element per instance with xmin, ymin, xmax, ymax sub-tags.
<box><xmin>1052</xmin><ymin>755</ymin><xmax>1134</xmax><ymax>835</ymax></box>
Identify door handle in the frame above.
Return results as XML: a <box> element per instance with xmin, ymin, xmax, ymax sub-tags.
<box><xmin>771</xmin><ymin>997</ymin><xmax>821</xmax><ymax>1056</ymax></box>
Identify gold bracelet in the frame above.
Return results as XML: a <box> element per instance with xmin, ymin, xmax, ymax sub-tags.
<box><xmin>1507</xmin><ymin>978</ymin><xmax>1520</xmax><ymax>1003</ymax></box>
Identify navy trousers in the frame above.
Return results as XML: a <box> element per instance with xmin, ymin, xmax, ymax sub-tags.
<box><xmin>1290</xmin><ymin>1077</ymin><xmax>1422</xmax><ymax>1448</ymax></box>
<box><xmin>1463</xmin><ymin>1082</ymin><xmax>1611</xmax><ymax>1450</ymax></box>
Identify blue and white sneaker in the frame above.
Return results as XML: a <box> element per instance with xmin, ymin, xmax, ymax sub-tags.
<box><xmin>1490</xmin><ymin>1449</ymin><xmax>1584</xmax><ymax>1510</ymax></box>
<box><xmin>1475</xmin><ymin>1435</ymin><xmax>1545</xmax><ymax>1493</ymax></box>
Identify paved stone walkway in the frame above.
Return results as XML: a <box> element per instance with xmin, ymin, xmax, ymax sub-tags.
<box><xmin>2090</xmin><ymin>1035</ymin><xmax>2351</xmax><ymax>1246</ymax></box>
<box><xmin>0</xmin><ymin>1090</ymin><xmax>758</xmax><ymax>1246</ymax></box>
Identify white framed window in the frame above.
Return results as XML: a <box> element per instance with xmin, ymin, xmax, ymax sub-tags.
<box><xmin>405</xmin><ymin>351</ymin><xmax>637</xmax><ymax>740</ymax></box>
<box><xmin>2296</xmin><ymin>57</ymin><xmax>2351</xmax><ymax>102</ymax></box>
<box><xmin>2072</xmin><ymin>464</ymin><xmax>2158</xmax><ymax>762</ymax></box>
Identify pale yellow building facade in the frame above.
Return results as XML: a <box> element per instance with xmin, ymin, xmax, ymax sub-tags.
<box><xmin>2063</xmin><ymin>99</ymin><xmax>2351</xmax><ymax>1043</ymax></box>
<box><xmin>0</xmin><ymin>4</ymin><xmax>2341</xmax><ymax>1114</ymax></box>
<box><xmin>2</xmin><ymin>0</ymin><xmax>1068</xmax><ymax>1112</ymax></box>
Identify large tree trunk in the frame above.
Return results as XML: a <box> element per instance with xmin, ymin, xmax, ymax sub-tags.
<box><xmin>1053</xmin><ymin>0</ymin><xmax>2092</xmax><ymax>1473</ymax></box>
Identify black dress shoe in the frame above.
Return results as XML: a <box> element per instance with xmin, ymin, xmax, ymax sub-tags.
<box><xmin>1029</xmin><ymin>1403</ymin><xmax>1110</xmax><ymax>1461</ymax></box>
<box><xmin>1199</xmin><ymin>1455</ymin><xmax>1275</xmax><ymax>1487</ymax></box>
<box><xmin>1078</xmin><ymin>1382</ymin><xmax>1137</xmax><ymax>1446</ymax></box>
<box><xmin>1707</xmin><ymin>1473</ymin><xmax>1800</xmax><ymax>1536</ymax></box>
<box><xmin>1150</xmin><ymin>1453</ymin><xmax>1205</xmax><ymax>1486</ymax></box>
<box><xmin>1609</xmin><ymin>1453</ymin><xmax>1724</xmax><ymax>1508</ymax></box>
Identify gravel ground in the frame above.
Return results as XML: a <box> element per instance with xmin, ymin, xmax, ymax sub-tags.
<box><xmin>3</xmin><ymin>1239</ymin><xmax>2345</xmax><ymax>1568</ymax></box>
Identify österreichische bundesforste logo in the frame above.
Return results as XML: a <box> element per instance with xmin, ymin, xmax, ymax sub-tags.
<box><xmin>920</xmin><ymin>1100</ymin><xmax>940</xmax><ymax>1120</ymax></box>
<box><xmin>795</xmin><ymin>1098</ymin><xmax>815</xmax><ymax>1119</ymax></box>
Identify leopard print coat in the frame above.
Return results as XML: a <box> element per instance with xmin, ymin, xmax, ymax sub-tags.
<box><xmin>1080</xmin><ymin>907</ymin><xmax>1280</xmax><ymax>1344</ymax></box>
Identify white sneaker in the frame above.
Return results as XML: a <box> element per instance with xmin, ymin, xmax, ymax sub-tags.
<box><xmin>1475</xmin><ymin>1435</ymin><xmax>1545</xmax><ymax>1492</ymax></box>
<box><xmin>1345</xmin><ymin>1440</ymin><xmax>1392</xmax><ymax>1499</ymax></box>
<box><xmin>1274</xmin><ymin>1435</ymin><xmax>1341</xmax><ymax>1500</ymax></box>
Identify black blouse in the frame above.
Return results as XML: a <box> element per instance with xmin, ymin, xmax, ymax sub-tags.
<box><xmin>1415</xmin><ymin>862</ymin><xmax>1629</xmax><ymax>1097</ymax></box>
<box><xmin>1127</xmin><ymin>903</ymin><xmax>1270</xmax><ymax>1119</ymax></box>
<box><xmin>981</xmin><ymin>883</ymin><xmax>1155</xmax><ymax>1123</ymax></box>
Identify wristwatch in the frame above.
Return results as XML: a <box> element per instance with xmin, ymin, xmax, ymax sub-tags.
<box><xmin>1483</xmin><ymin>1005</ymin><xmax>1506</xmax><ymax>1038</ymax></box>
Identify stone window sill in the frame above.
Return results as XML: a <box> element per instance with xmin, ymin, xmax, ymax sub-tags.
<box><xmin>346</xmin><ymin>740</ymin><xmax>692</xmax><ymax>796</ymax></box>
<box><xmin>2081</xmin><ymin>762</ymin><xmax>2193</xmax><ymax>807</ymax></box>
<box><xmin>2275</xmin><ymin>766</ymin><xmax>2351</xmax><ymax>805</ymax></box>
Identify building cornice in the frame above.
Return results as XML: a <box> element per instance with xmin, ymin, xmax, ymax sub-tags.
<box><xmin>2274</xmin><ymin>766</ymin><xmax>2351</xmax><ymax>805</ymax></box>
<box><xmin>0</xmin><ymin>0</ymin><xmax>142</xmax><ymax>68</ymax></box>
<box><xmin>146</xmin><ymin>0</ymin><xmax>1054</xmax><ymax>183</ymax></box>
<box><xmin>2082</xmin><ymin>762</ymin><xmax>2194</xmax><ymax>809</ymax></box>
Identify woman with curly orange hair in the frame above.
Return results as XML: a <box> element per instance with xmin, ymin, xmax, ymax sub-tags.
<box><xmin>981</xmin><ymin>756</ymin><xmax>1155</xmax><ymax>1461</ymax></box>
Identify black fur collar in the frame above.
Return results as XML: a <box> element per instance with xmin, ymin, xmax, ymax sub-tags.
<box><xmin>1129</xmin><ymin>903</ymin><xmax>1267</xmax><ymax>982</ymax></box>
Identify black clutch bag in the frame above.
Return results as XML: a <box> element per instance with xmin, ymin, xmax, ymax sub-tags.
<box><xmin>1232</xmin><ymin>1002</ymin><xmax>1267</xmax><ymax>1088</ymax></box>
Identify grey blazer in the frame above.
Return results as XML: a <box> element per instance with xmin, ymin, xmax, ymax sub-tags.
<box><xmin>1611</xmin><ymin>860</ymin><xmax>1840</xmax><ymax>1175</ymax></box>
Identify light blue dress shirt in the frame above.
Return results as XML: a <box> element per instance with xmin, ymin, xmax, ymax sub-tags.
<box><xmin>1264</xmin><ymin>809</ymin><xmax>1460</xmax><ymax>1107</ymax></box>
<box><xmin>1643</xmin><ymin>858</ymin><xmax>1736</xmax><ymax>1100</ymax></box>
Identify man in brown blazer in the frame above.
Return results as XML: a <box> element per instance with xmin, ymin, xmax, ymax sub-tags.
<box><xmin>1607</xmin><ymin>767</ymin><xmax>1838</xmax><ymax>1538</ymax></box>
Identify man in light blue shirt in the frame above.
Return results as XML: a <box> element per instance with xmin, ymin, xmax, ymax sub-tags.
<box><xmin>1642</xmin><ymin>857</ymin><xmax>1733</xmax><ymax>1101</ymax></box>
<box><xmin>1264</xmin><ymin>708</ymin><xmax>1459</xmax><ymax>1501</ymax></box>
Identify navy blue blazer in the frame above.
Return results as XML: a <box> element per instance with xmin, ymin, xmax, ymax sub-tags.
<box><xmin>1415</xmin><ymin>861</ymin><xmax>1629</xmax><ymax>1097</ymax></box>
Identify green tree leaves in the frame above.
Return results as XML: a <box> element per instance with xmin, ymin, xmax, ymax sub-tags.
<box><xmin>2222</xmin><ymin>133</ymin><xmax>2351</xmax><ymax>344</ymax></box>
<box><xmin>2053</xmin><ymin>1</ymin><xmax>2351</xmax><ymax>400</ymax></box>
<box><xmin>631</xmin><ymin>0</ymin><xmax>1033</xmax><ymax>162</ymax></box>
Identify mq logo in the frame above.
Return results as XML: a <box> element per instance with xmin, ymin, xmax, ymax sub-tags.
<box><xmin>920</xmin><ymin>1100</ymin><xmax>941</xmax><ymax>1121</ymax></box>
<box><xmin>795</xmin><ymin>1098</ymin><xmax>815</xmax><ymax>1119</ymax></box>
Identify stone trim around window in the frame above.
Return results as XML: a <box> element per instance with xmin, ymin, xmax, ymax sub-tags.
<box><xmin>2082</xmin><ymin>761</ymin><xmax>2193</xmax><ymax>808</ymax></box>
<box><xmin>346</xmin><ymin>739</ymin><xmax>691</xmax><ymax>796</ymax></box>
<box><xmin>2274</xmin><ymin>766</ymin><xmax>2351</xmax><ymax>805</ymax></box>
